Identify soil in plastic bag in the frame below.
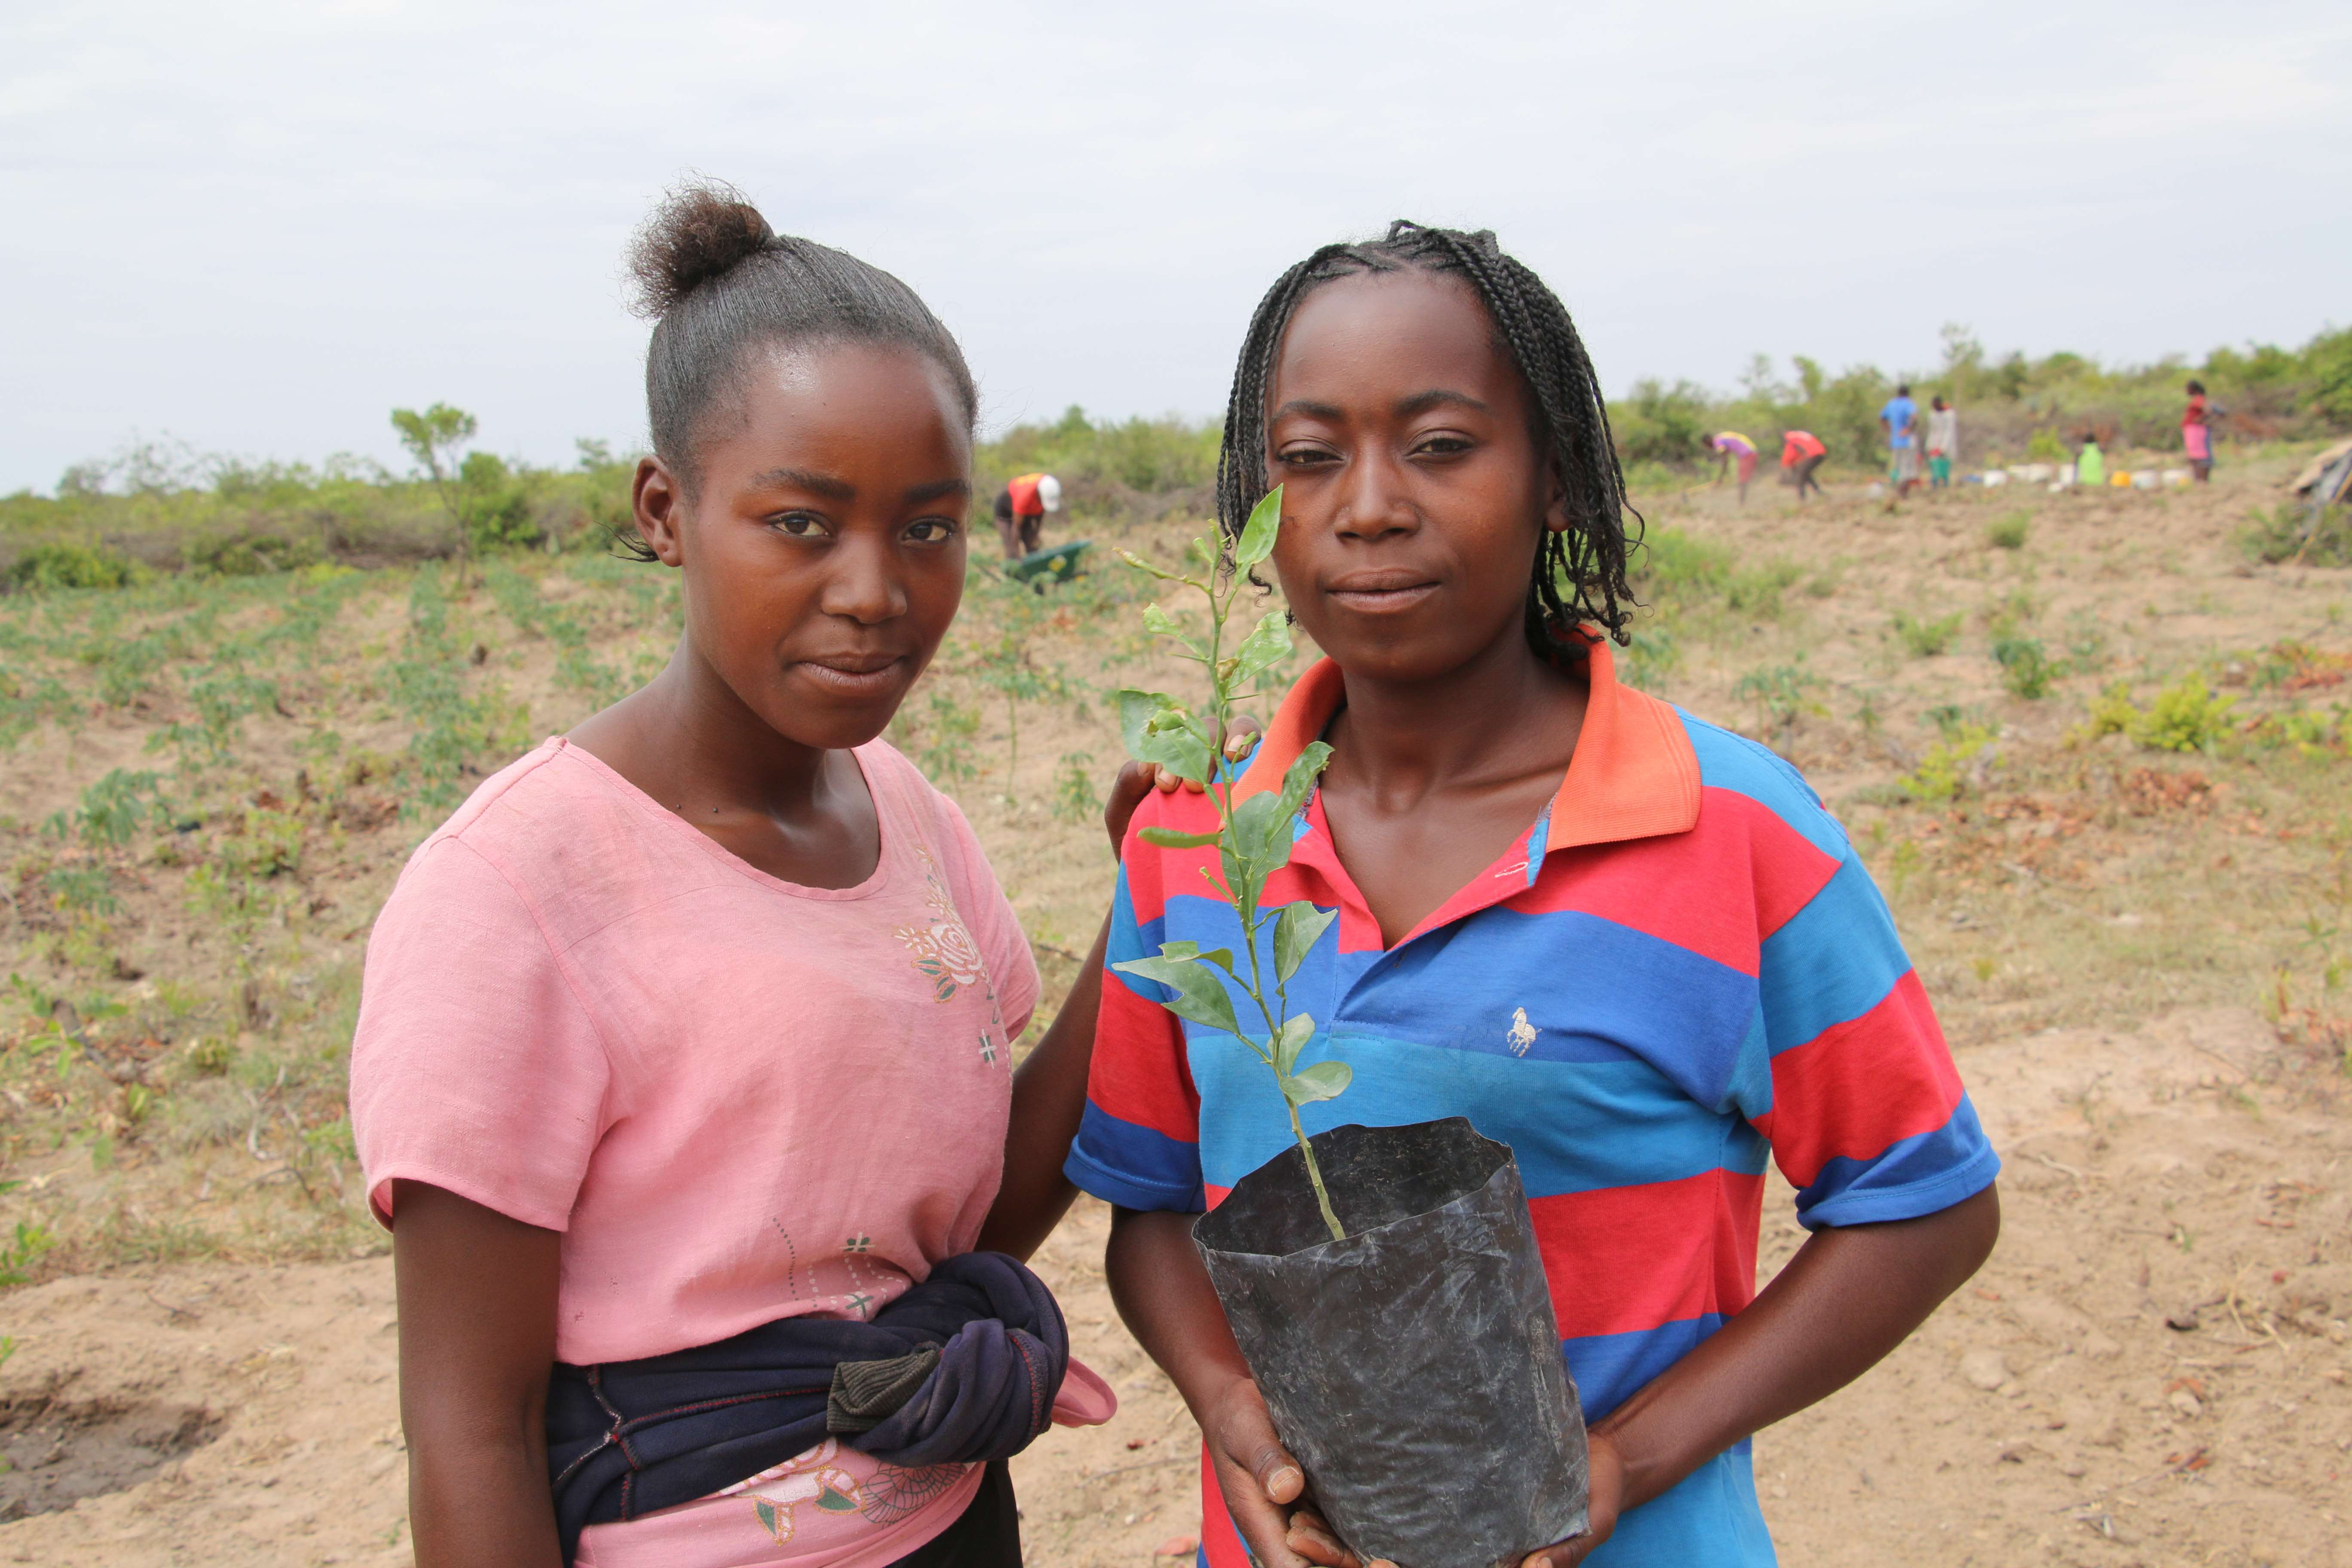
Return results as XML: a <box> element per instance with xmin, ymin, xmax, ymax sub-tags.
<box><xmin>1193</xmin><ymin>1118</ymin><xmax>1587</xmax><ymax>1568</ymax></box>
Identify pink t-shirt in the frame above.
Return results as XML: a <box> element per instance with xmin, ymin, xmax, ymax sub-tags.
<box><xmin>351</xmin><ymin>737</ymin><xmax>1110</xmax><ymax>1566</ymax></box>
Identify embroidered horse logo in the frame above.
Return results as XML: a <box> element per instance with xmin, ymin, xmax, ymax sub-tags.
<box><xmin>1507</xmin><ymin>1008</ymin><xmax>1537</xmax><ymax>1057</ymax></box>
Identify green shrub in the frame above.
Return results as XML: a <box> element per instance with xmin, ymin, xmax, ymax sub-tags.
<box><xmin>1985</xmin><ymin>511</ymin><xmax>2031</xmax><ymax>550</ymax></box>
<box><xmin>1993</xmin><ymin>637</ymin><xmax>2054</xmax><ymax>698</ymax></box>
<box><xmin>1630</xmin><ymin>527</ymin><xmax>1733</xmax><ymax>596</ymax></box>
<box><xmin>2024</xmin><ymin>429</ymin><xmax>2068</xmax><ymax>464</ymax></box>
<box><xmin>5</xmin><ymin>540</ymin><xmax>138</xmax><ymax>592</ymax></box>
<box><xmin>2133</xmin><ymin>673</ymin><xmax>2236</xmax><ymax>753</ymax></box>
<box><xmin>1610</xmin><ymin>380</ymin><xmax>1712</xmax><ymax>467</ymax></box>
<box><xmin>1901</xmin><ymin>723</ymin><xmax>1996</xmax><ymax>802</ymax></box>
<box><xmin>1891</xmin><ymin>610</ymin><xmax>1963</xmax><ymax>657</ymax></box>
<box><xmin>189</xmin><ymin>530</ymin><xmax>323</xmax><ymax>577</ymax></box>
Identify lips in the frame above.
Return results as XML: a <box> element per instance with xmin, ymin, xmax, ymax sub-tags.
<box><xmin>1324</xmin><ymin>568</ymin><xmax>1439</xmax><ymax>613</ymax></box>
<box><xmin>794</xmin><ymin>652</ymin><xmax>907</xmax><ymax>696</ymax></box>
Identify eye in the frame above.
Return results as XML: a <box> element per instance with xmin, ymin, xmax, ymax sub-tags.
<box><xmin>1277</xmin><ymin>444</ymin><xmax>1338</xmax><ymax>468</ymax></box>
<box><xmin>904</xmin><ymin>517</ymin><xmax>959</xmax><ymax>544</ymax></box>
<box><xmin>772</xmin><ymin>511</ymin><xmax>833</xmax><ymax>539</ymax></box>
<box><xmin>1412</xmin><ymin>433</ymin><xmax>1474</xmax><ymax>457</ymax></box>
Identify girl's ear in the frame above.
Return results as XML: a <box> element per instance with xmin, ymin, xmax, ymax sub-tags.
<box><xmin>633</xmin><ymin>457</ymin><xmax>689</xmax><ymax>567</ymax></box>
<box><xmin>1544</xmin><ymin>467</ymin><xmax>1572</xmax><ymax>535</ymax></box>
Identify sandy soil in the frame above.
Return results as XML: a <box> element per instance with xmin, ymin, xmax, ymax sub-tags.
<box><xmin>0</xmin><ymin>1004</ymin><xmax>2342</xmax><ymax>1568</ymax></box>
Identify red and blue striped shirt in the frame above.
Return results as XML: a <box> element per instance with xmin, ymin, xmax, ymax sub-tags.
<box><xmin>1065</xmin><ymin>638</ymin><xmax>1999</xmax><ymax>1567</ymax></box>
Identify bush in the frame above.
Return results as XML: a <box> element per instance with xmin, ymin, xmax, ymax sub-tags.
<box><xmin>2134</xmin><ymin>674</ymin><xmax>2236</xmax><ymax>753</ymax></box>
<box><xmin>2024</xmin><ymin>429</ymin><xmax>2068</xmax><ymax>464</ymax></box>
<box><xmin>1992</xmin><ymin>637</ymin><xmax>2054</xmax><ymax>698</ymax></box>
<box><xmin>1985</xmin><ymin>511</ymin><xmax>2030</xmax><ymax>550</ymax></box>
<box><xmin>1891</xmin><ymin>610</ymin><xmax>1963</xmax><ymax>657</ymax></box>
<box><xmin>189</xmin><ymin>530</ymin><xmax>324</xmax><ymax>577</ymax></box>
<box><xmin>4</xmin><ymin>540</ymin><xmax>138</xmax><ymax>591</ymax></box>
<box><xmin>1610</xmin><ymin>380</ymin><xmax>1712</xmax><ymax>467</ymax></box>
<box><xmin>1901</xmin><ymin>723</ymin><xmax>1996</xmax><ymax>803</ymax></box>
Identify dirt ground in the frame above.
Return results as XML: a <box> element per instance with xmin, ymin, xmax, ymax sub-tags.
<box><xmin>0</xmin><ymin>458</ymin><xmax>2347</xmax><ymax>1565</ymax></box>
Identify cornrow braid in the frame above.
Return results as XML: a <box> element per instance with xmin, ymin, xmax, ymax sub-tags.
<box><xmin>1215</xmin><ymin>220</ymin><xmax>1642</xmax><ymax>651</ymax></box>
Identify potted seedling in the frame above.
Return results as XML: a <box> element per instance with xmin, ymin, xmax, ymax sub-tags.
<box><xmin>1112</xmin><ymin>490</ymin><xmax>1589</xmax><ymax>1568</ymax></box>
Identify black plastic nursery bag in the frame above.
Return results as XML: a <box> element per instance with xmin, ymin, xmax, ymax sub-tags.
<box><xmin>1192</xmin><ymin>1118</ymin><xmax>1589</xmax><ymax>1568</ymax></box>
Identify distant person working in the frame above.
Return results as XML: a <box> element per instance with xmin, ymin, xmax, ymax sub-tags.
<box><xmin>2182</xmin><ymin>380</ymin><xmax>2220</xmax><ymax>483</ymax></box>
<box><xmin>1706</xmin><ymin>430</ymin><xmax>1759</xmax><ymax>505</ymax></box>
<box><xmin>992</xmin><ymin>471</ymin><xmax>1062</xmax><ymax>559</ymax></box>
<box><xmin>1925</xmin><ymin>396</ymin><xmax>1958</xmax><ymax>489</ymax></box>
<box><xmin>1781</xmin><ymin>429</ymin><xmax>1828</xmax><ymax>502</ymax></box>
<box><xmin>1880</xmin><ymin>383</ymin><xmax>1921</xmax><ymax>497</ymax></box>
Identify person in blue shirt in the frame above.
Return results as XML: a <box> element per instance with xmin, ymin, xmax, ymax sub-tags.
<box><xmin>1879</xmin><ymin>385</ymin><xmax>1920</xmax><ymax>498</ymax></box>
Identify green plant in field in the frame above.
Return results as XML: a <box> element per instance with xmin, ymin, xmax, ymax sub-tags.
<box><xmin>1891</xmin><ymin>611</ymin><xmax>1963</xmax><ymax>657</ymax></box>
<box><xmin>43</xmin><ymin>864</ymin><xmax>116</xmax><ymax>916</ymax></box>
<box><xmin>1053</xmin><ymin>751</ymin><xmax>1098</xmax><ymax>825</ymax></box>
<box><xmin>1992</xmin><ymin>637</ymin><xmax>2054</xmax><ymax>699</ymax></box>
<box><xmin>1731</xmin><ymin>663</ymin><xmax>1826</xmax><ymax>740</ymax></box>
<box><xmin>2078</xmin><ymin>680</ymin><xmax>2139</xmax><ymax>741</ymax></box>
<box><xmin>390</xmin><ymin>567</ymin><xmax>521</xmax><ymax>815</ymax></box>
<box><xmin>1901</xmin><ymin>723</ymin><xmax>1996</xmax><ymax>803</ymax></box>
<box><xmin>2025</xmin><ymin>428</ymin><xmax>2067</xmax><ymax>464</ymax></box>
<box><xmin>1620</xmin><ymin>626</ymin><xmax>1680</xmax><ymax>690</ymax></box>
<box><xmin>1985</xmin><ymin>511</ymin><xmax>2031</xmax><ymax>551</ymax></box>
<box><xmin>1111</xmin><ymin>489</ymin><xmax>1351</xmax><ymax>1242</ymax></box>
<box><xmin>966</xmin><ymin>570</ymin><xmax>1078</xmax><ymax>796</ymax></box>
<box><xmin>4</xmin><ymin>541</ymin><xmax>138</xmax><ymax>593</ymax></box>
<box><xmin>2132</xmin><ymin>673</ymin><xmax>2236</xmax><ymax>753</ymax></box>
<box><xmin>68</xmin><ymin>769</ymin><xmax>168</xmax><ymax>845</ymax></box>
<box><xmin>0</xmin><ymin>1215</ymin><xmax>53</xmax><ymax>1287</ymax></box>
<box><xmin>904</xmin><ymin>690</ymin><xmax>981</xmax><ymax>790</ymax></box>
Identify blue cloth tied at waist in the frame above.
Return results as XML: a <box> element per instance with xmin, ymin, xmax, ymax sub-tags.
<box><xmin>546</xmin><ymin>1252</ymin><xmax>1069</xmax><ymax>1564</ymax></box>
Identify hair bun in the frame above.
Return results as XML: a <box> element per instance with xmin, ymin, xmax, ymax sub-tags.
<box><xmin>626</xmin><ymin>179</ymin><xmax>777</xmax><ymax>318</ymax></box>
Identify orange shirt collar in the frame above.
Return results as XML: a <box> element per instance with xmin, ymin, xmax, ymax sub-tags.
<box><xmin>1232</xmin><ymin>634</ymin><xmax>1700</xmax><ymax>851</ymax></box>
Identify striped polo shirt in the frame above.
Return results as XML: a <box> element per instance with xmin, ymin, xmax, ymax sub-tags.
<box><xmin>1065</xmin><ymin>637</ymin><xmax>1999</xmax><ymax>1568</ymax></box>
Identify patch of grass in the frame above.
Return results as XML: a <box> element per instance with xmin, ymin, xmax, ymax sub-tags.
<box><xmin>1732</xmin><ymin>663</ymin><xmax>1826</xmax><ymax>741</ymax></box>
<box><xmin>1892</xmin><ymin>610</ymin><xmax>1963</xmax><ymax>657</ymax></box>
<box><xmin>2241</xmin><ymin>502</ymin><xmax>2352</xmax><ymax>567</ymax></box>
<box><xmin>1900</xmin><ymin>723</ymin><xmax>1997</xmax><ymax>803</ymax></box>
<box><xmin>1993</xmin><ymin>637</ymin><xmax>2055</xmax><ymax>699</ymax></box>
<box><xmin>1985</xmin><ymin>511</ymin><xmax>2032</xmax><ymax>550</ymax></box>
<box><xmin>2135</xmin><ymin>674</ymin><xmax>2238</xmax><ymax>753</ymax></box>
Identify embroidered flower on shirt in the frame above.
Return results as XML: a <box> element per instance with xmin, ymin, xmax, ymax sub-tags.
<box><xmin>860</xmin><ymin>1460</ymin><xmax>968</xmax><ymax>1524</ymax></box>
<box><xmin>732</xmin><ymin>1439</ymin><xmax>865</xmax><ymax>1544</ymax></box>
<box><xmin>893</xmin><ymin>848</ymin><xmax>990</xmax><ymax>1002</ymax></box>
<box><xmin>844</xmin><ymin>1233</ymin><xmax>872</xmax><ymax>1254</ymax></box>
<box><xmin>978</xmin><ymin>1029</ymin><xmax>998</xmax><ymax>1066</ymax></box>
<box><xmin>1507</xmin><ymin>1007</ymin><xmax>1537</xmax><ymax>1057</ymax></box>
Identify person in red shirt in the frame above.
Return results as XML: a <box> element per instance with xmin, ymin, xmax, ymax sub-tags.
<box><xmin>2181</xmin><ymin>381</ymin><xmax>2217</xmax><ymax>483</ymax></box>
<box><xmin>992</xmin><ymin>472</ymin><xmax>1062</xmax><ymax>558</ymax></box>
<box><xmin>1781</xmin><ymin>429</ymin><xmax>1828</xmax><ymax>502</ymax></box>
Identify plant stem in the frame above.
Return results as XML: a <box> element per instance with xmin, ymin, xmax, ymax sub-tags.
<box><xmin>1286</xmin><ymin>1098</ymin><xmax>1346</xmax><ymax>1243</ymax></box>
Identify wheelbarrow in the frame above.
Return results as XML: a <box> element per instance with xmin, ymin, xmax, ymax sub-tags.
<box><xmin>1005</xmin><ymin>539</ymin><xmax>1090</xmax><ymax>586</ymax></box>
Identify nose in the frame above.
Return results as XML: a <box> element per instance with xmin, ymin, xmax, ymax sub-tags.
<box><xmin>818</xmin><ymin>530</ymin><xmax>907</xmax><ymax>625</ymax></box>
<box><xmin>1332</xmin><ymin>444</ymin><xmax>1419</xmax><ymax>544</ymax></box>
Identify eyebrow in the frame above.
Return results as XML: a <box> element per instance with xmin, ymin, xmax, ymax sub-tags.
<box><xmin>747</xmin><ymin>467</ymin><xmax>854</xmax><ymax>501</ymax></box>
<box><xmin>1268</xmin><ymin>389</ymin><xmax>1493</xmax><ymax>423</ymax></box>
<box><xmin>743</xmin><ymin>471</ymin><xmax>971</xmax><ymax>507</ymax></box>
<box><xmin>1395</xmin><ymin>388</ymin><xmax>1491</xmax><ymax>418</ymax></box>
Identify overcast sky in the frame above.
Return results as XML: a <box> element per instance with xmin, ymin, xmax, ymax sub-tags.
<box><xmin>4</xmin><ymin>0</ymin><xmax>2347</xmax><ymax>494</ymax></box>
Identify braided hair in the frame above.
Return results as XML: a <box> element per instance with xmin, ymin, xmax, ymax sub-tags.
<box><xmin>1215</xmin><ymin>220</ymin><xmax>1639</xmax><ymax>650</ymax></box>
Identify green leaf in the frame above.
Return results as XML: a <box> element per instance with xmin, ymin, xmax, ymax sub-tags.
<box><xmin>1116</xmin><ymin>689</ymin><xmax>1213</xmax><ymax>784</ymax></box>
<box><xmin>1228</xmin><ymin>609</ymin><xmax>1294</xmax><ymax>692</ymax></box>
<box><xmin>1234</xmin><ymin>487</ymin><xmax>1284</xmax><ymax>570</ymax></box>
<box><xmin>1274</xmin><ymin>901</ymin><xmax>1337</xmax><ymax>983</ymax></box>
<box><xmin>1194</xmin><ymin>947</ymin><xmax>1237</xmax><ymax>975</ymax></box>
<box><xmin>1112</xmin><ymin>956</ymin><xmax>1242</xmax><ymax>1036</ymax></box>
<box><xmin>1281</xmin><ymin>1060</ymin><xmax>1352</xmax><ymax>1105</ymax></box>
<box><xmin>1274</xmin><ymin>740</ymin><xmax>1334</xmax><ymax>823</ymax></box>
<box><xmin>1159</xmin><ymin>940</ymin><xmax>1200</xmax><ymax>961</ymax></box>
<box><xmin>1139</xmin><ymin>826</ymin><xmax>1222</xmax><ymax>849</ymax></box>
<box><xmin>1142</xmin><ymin>603</ymin><xmax>1207</xmax><ymax>660</ymax></box>
<box><xmin>1272</xmin><ymin>1013</ymin><xmax>1316</xmax><ymax>1075</ymax></box>
<box><xmin>1229</xmin><ymin>790</ymin><xmax>1291</xmax><ymax>866</ymax></box>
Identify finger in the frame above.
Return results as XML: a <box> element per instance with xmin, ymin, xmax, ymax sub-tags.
<box><xmin>1101</xmin><ymin>761</ymin><xmax>1158</xmax><ymax>852</ymax></box>
<box><xmin>1208</xmin><ymin>1451</ymin><xmax>1311</xmax><ymax>1568</ymax></box>
<box><xmin>1153</xmin><ymin>766</ymin><xmax>1180</xmax><ymax>793</ymax></box>
<box><xmin>1218</xmin><ymin>1407</ymin><xmax>1303</xmax><ymax>1507</ymax></box>
<box><xmin>1283</xmin><ymin>1515</ymin><xmax>1357</xmax><ymax>1568</ymax></box>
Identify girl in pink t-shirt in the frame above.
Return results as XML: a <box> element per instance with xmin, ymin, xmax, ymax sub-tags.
<box><xmin>350</xmin><ymin>183</ymin><xmax>1124</xmax><ymax>1568</ymax></box>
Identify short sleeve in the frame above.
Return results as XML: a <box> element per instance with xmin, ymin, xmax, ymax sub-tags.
<box><xmin>349</xmin><ymin>837</ymin><xmax>612</xmax><ymax>1232</ymax></box>
<box><xmin>1743</xmin><ymin>849</ymin><xmax>1999</xmax><ymax>1229</ymax></box>
<box><xmin>922</xmin><ymin>783</ymin><xmax>1041</xmax><ymax>1042</ymax></box>
<box><xmin>1063</xmin><ymin>814</ymin><xmax>1206</xmax><ymax>1213</ymax></box>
